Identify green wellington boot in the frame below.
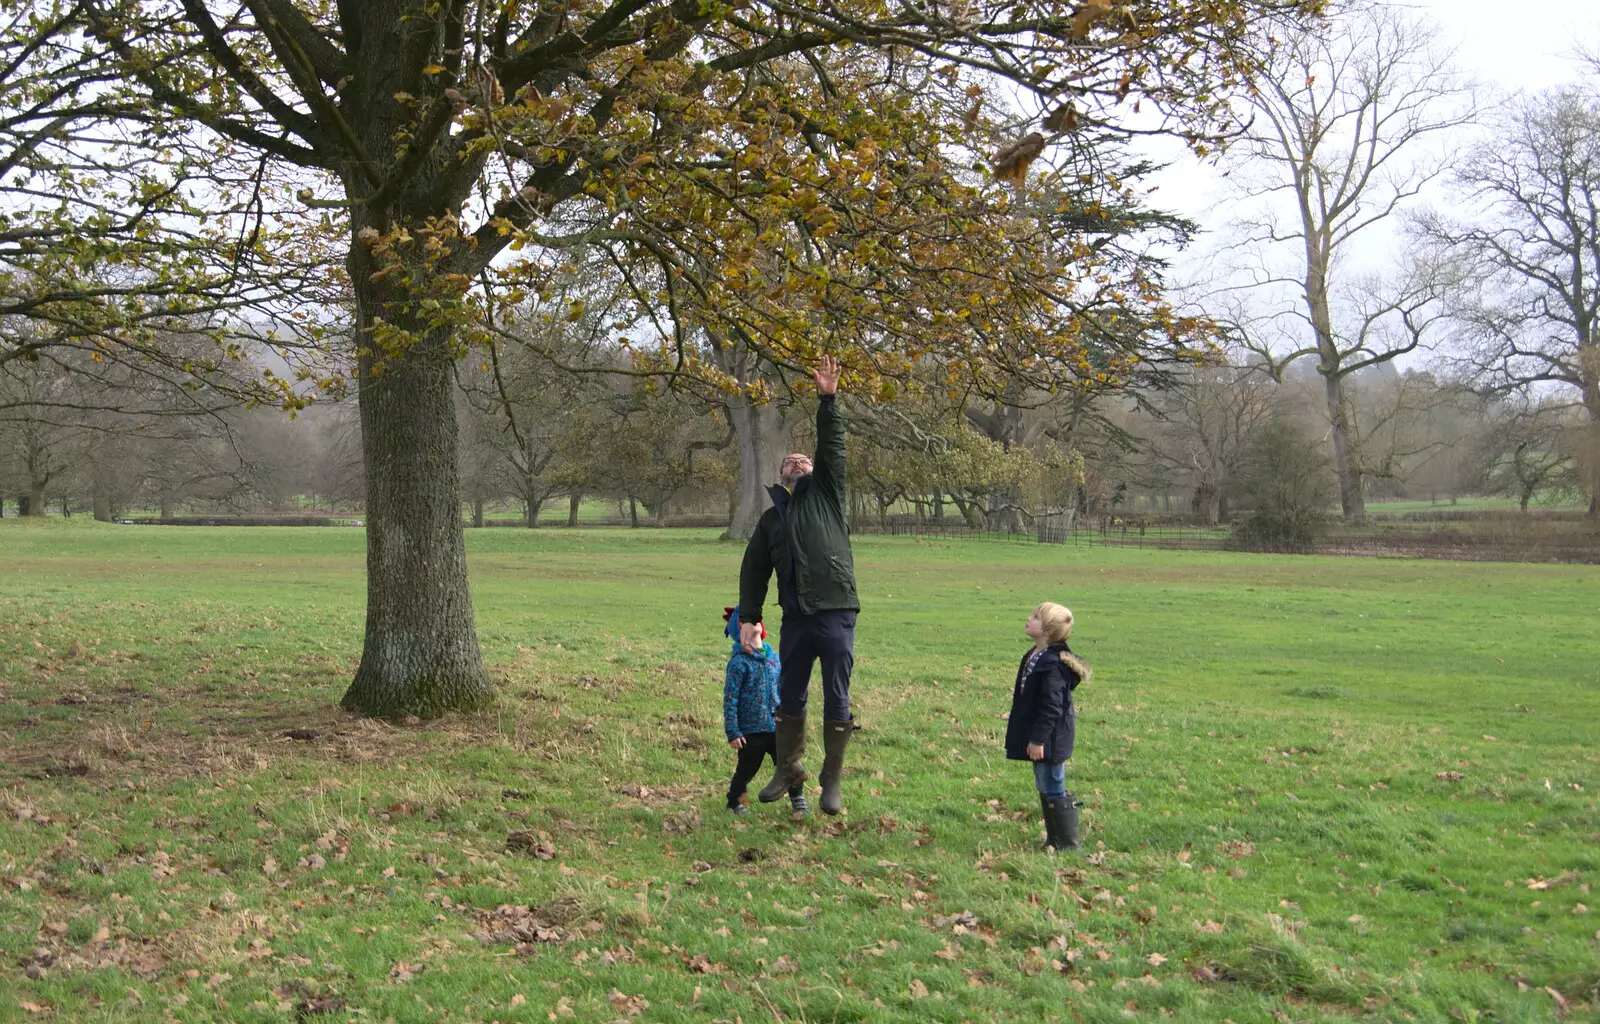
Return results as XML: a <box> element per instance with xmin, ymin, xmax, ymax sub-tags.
<box><xmin>1043</xmin><ymin>796</ymin><xmax>1081</xmax><ymax>852</ymax></box>
<box><xmin>758</xmin><ymin>713</ymin><xmax>808</xmax><ymax>803</ymax></box>
<box><xmin>1038</xmin><ymin>793</ymin><xmax>1060</xmax><ymax>851</ymax></box>
<box><xmin>818</xmin><ymin>719</ymin><xmax>854</xmax><ymax>815</ymax></box>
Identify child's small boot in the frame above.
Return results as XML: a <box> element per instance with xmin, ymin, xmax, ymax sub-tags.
<box><xmin>1042</xmin><ymin>794</ymin><xmax>1081</xmax><ymax>852</ymax></box>
<box><xmin>1037</xmin><ymin>793</ymin><xmax>1067</xmax><ymax>851</ymax></box>
<box><xmin>788</xmin><ymin>779</ymin><xmax>809</xmax><ymax>817</ymax></box>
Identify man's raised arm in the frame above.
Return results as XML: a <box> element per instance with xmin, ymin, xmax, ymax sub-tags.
<box><xmin>811</xmin><ymin>354</ymin><xmax>846</xmax><ymax>501</ymax></box>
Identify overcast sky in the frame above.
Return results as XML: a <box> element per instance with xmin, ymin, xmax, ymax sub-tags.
<box><xmin>1137</xmin><ymin>0</ymin><xmax>1597</xmax><ymax>329</ymax></box>
<box><xmin>1148</xmin><ymin>0</ymin><xmax>1597</xmax><ymax>222</ymax></box>
<box><xmin>1420</xmin><ymin>0</ymin><xmax>1594</xmax><ymax>92</ymax></box>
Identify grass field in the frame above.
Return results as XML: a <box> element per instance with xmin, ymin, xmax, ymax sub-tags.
<box><xmin>1</xmin><ymin>520</ymin><xmax>1596</xmax><ymax>1023</ymax></box>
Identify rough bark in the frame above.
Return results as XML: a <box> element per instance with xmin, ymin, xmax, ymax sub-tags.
<box><xmin>340</xmin><ymin>316</ymin><xmax>493</xmax><ymax>718</ymax></box>
<box><xmin>567</xmin><ymin>491</ymin><xmax>583</xmax><ymax>527</ymax></box>
<box><xmin>1303</xmin><ymin>229</ymin><xmax>1365</xmax><ymax>520</ymax></box>
<box><xmin>27</xmin><ymin>480</ymin><xmax>45</xmax><ymax>516</ymax></box>
<box><xmin>1322</xmin><ymin>370</ymin><xmax>1364</xmax><ymax>519</ymax></box>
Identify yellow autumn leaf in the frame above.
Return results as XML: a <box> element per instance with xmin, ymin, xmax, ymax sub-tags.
<box><xmin>422</xmin><ymin>64</ymin><xmax>446</xmax><ymax>75</ymax></box>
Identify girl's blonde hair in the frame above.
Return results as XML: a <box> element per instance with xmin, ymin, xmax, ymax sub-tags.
<box><xmin>1034</xmin><ymin>602</ymin><xmax>1075</xmax><ymax>644</ymax></box>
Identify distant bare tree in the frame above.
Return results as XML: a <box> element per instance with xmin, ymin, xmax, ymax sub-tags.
<box><xmin>1215</xmin><ymin>5</ymin><xmax>1475</xmax><ymax>519</ymax></box>
<box><xmin>1418</xmin><ymin>85</ymin><xmax>1600</xmax><ymax>513</ymax></box>
<box><xmin>1146</xmin><ymin>360</ymin><xmax>1276</xmax><ymax>524</ymax></box>
<box><xmin>1469</xmin><ymin>397</ymin><xmax>1580</xmax><ymax>510</ymax></box>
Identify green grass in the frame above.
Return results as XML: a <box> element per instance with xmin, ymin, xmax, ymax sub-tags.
<box><xmin>1</xmin><ymin>518</ymin><xmax>1597</xmax><ymax>1023</ymax></box>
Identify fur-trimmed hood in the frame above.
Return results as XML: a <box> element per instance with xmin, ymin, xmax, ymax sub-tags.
<box><xmin>1059</xmin><ymin>646</ymin><xmax>1092</xmax><ymax>687</ymax></box>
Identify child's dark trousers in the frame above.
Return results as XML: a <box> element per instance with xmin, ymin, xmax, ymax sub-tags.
<box><xmin>727</xmin><ymin>731</ymin><xmax>803</xmax><ymax>806</ymax></box>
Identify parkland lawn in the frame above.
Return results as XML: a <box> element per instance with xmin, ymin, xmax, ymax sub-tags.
<box><xmin>1</xmin><ymin>520</ymin><xmax>1596</xmax><ymax>1023</ymax></box>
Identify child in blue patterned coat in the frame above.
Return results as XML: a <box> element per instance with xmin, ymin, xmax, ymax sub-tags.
<box><xmin>723</xmin><ymin>606</ymin><xmax>807</xmax><ymax>816</ymax></box>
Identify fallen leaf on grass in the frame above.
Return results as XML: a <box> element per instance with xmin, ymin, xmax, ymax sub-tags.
<box><xmin>1527</xmin><ymin>872</ymin><xmax>1578</xmax><ymax>891</ymax></box>
<box><xmin>1145</xmin><ymin>952</ymin><xmax>1167</xmax><ymax>967</ymax></box>
<box><xmin>607</xmin><ymin>989</ymin><xmax>648</xmax><ymax>1016</ymax></box>
<box><xmin>769</xmin><ymin>955</ymin><xmax>796</xmax><ymax>975</ymax></box>
<box><xmin>509</xmin><ymin>994</ymin><xmax>526</xmax><ymax>1008</ymax></box>
<box><xmin>1544</xmin><ymin>986</ymin><xmax>1569</xmax><ymax>1017</ymax></box>
<box><xmin>932</xmin><ymin>911</ymin><xmax>980</xmax><ymax>931</ymax></box>
<box><xmin>472</xmin><ymin>905</ymin><xmax>570</xmax><ymax>947</ymax></box>
<box><xmin>1191</xmin><ymin>964</ymin><xmax>1221</xmax><ymax>983</ymax></box>
<box><xmin>294</xmin><ymin>994</ymin><xmax>346</xmax><ymax>1017</ymax></box>
<box><xmin>19</xmin><ymin>1002</ymin><xmax>48</xmax><ymax>1014</ymax></box>
<box><xmin>507</xmin><ymin>831</ymin><xmax>556</xmax><ymax>859</ymax></box>
<box><xmin>1435</xmin><ymin>771</ymin><xmax>1464</xmax><ymax>782</ymax></box>
<box><xmin>261</xmin><ymin>858</ymin><xmax>278</xmax><ymax>877</ymax></box>
<box><xmin>1194</xmin><ymin>920</ymin><xmax>1223</xmax><ymax>934</ymax></box>
<box><xmin>388</xmin><ymin>962</ymin><xmax>420</xmax><ymax>983</ymax></box>
<box><xmin>662</xmin><ymin>808</ymin><xmax>702</xmax><ymax>834</ymax></box>
<box><xmin>1216</xmin><ymin>840</ymin><xmax>1254</xmax><ymax>858</ymax></box>
<box><xmin>909</xmin><ymin>979</ymin><xmax>929</xmax><ymax>999</ymax></box>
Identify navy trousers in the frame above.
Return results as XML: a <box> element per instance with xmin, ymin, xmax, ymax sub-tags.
<box><xmin>777</xmin><ymin>610</ymin><xmax>856</xmax><ymax>721</ymax></box>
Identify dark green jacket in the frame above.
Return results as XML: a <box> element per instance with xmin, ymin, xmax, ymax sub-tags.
<box><xmin>738</xmin><ymin>394</ymin><xmax>859</xmax><ymax>623</ymax></box>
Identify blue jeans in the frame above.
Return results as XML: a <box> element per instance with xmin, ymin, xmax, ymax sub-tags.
<box><xmin>1033</xmin><ymin>760</ymin><xmax>1067</xmax><ymax>800</ymax></box>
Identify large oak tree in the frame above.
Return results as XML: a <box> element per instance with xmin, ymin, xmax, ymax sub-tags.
<box><xmin>8</xmin><ymin>0</ymin><xmax>1317</xmax><ymax>716</ymax></box>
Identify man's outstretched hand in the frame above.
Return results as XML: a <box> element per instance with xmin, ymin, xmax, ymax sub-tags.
<box><xmin>814</xmin><ymin>354</ymin><xmax>840</xmax><ymax>396</ymax></box>
<box><xmin>739</xmin><ymin>621</ymin><xmax>764</xmax><ymax>655</ymax></box>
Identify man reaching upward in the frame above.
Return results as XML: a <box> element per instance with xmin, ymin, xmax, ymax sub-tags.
<box><xmin>737</xmin><ymin>355</ymin><xmax>859</xmax><ymax>816</ymax></box>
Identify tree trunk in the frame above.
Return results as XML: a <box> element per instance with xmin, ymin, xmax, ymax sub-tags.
<box><xmin>709</xmin><ymin>335</ymin><xmax>790</xmax><ymax>540</ymax></box>
<box><xmin>1303</xmin><ymin>219</ymin><xmax>1365</xmax><ymax>521</ymax></box>
<box><xmin>340</xmin><ymin>320</ymin><xmax>493</xmax><ymax>719</ymax></box>
<box><xmin>1322</xmin><ymin>371</ymin><xmax>1365</xmax><ymax>520</ymax></box>
<box><xmin>18</xmin><ymin>495</ymin><xmax>30</xmax><ymax>516</ymax></box>
<box><xmin>723</xmin><ymin>389</ymin><xmax>787</xmax><ymax>540</ymax></box>
<box><xmin>27</xmin><ymin>481</ymin><xmax>45</xmax><ymax>516</ymax></box>
<box><xmin>628</xmin><ymin>496</ymin><xmax>639</xmax><ymax>528</ymax></box>
<box><xmin>567</xmin><ymin>491</ymin><xmax>583</xmax><ymax>527</ymax></box>
<box><xmin>93</xmin><ymin>487</ymin><xmax>112</xmax><ymax>523</ymax></box>
<box><xmin>472</xmin><ymin>497</ymin><xmax>485</xmax><ymax>528</ymax></box>
<box><xmin>1191</xmin><ymin>481</ymin><xmax>1221</xmax><ymax>526</ymax></box>
<box><xmin>524</xmin><ymin>493</ymin><xmax>540</xmax><ymax>528</ymax></box>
